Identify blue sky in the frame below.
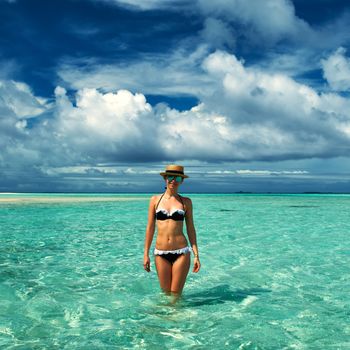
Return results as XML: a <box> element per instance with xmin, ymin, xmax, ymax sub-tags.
<box><xmin>1</xmin><ymin>0</ymin><xmax>350</xmax><ymax>193</ymax></box>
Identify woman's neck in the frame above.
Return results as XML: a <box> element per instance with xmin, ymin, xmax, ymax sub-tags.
<box><xmin>165</xmin><ymin>189</ymin><xmax>178</xmax><ymax>198</ymax></box>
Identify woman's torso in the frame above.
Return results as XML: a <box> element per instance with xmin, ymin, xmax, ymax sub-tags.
<box><xmin>154</xmin><ymin>193</ymin><xmax>188</xmax><ymax>250</ymax></box>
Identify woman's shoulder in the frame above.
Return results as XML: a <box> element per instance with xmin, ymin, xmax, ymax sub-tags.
<box><xmin>180</xmin><ymin>195</ymin><xmax>192</xmax><ymax>205</ymax></box>
<box><xmin>149</xmin><ymin>194</ymin><xmax>162</xmax><ymax>203</ymax></box>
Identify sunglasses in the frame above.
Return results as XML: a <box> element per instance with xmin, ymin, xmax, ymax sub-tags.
<box><xmin>166</xmin><ymin>175</ymin><xmax>183</xmax><ymax>183</ymax></box>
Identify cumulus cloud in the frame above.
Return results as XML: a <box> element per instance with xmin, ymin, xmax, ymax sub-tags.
<box><xmin>199</xmin><ymin>51</ymin><xmax>349</xmax><ymax>156</ymax></box>
<box><xmin>52</xmin><ymin>86</ymin><xmax>164</xmax><ymax>162</ymax></box>
<box><xmin>321</xmin><ymin>47</ymin><xmax>350</xmax><ymax>91</ymax></box>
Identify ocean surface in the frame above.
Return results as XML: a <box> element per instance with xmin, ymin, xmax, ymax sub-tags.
<box><xmin>0</xmin><ymin>193</ymin><xmax>349</xmax><ymax>349</ymax></box>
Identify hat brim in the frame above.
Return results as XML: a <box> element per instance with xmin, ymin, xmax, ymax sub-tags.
<box><xmin>160</xmin><ymin>172</ymin><xmax>189</xmax><ymax>178</ymax></box>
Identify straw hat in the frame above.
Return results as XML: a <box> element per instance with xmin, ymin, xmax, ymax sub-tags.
<box><xmin>160</xmin><ymin>164</ymin><xmax>189</xmax><ymax>178</ymax></box>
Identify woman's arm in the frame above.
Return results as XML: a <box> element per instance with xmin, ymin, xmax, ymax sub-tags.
<box><xmin>143</xmin><ymin>196</ymin><xmax>156</xmax><ymax>272</ymax></box>
<box><xmin>185</xmin><ymin>198</ymin><xmax>201</xmax><ymax>273</ymax></box>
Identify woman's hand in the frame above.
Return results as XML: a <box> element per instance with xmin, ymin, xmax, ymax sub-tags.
<box><xmin>193</xmin><ymin>257</ymin><xmax>201</xmax><ymax>273</ymax></box>
<box><xmin>143</xmin><ymin>255</ymin><xmax>151</xmax><ymax>272</ymax></box>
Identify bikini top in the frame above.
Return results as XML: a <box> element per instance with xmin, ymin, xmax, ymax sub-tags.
<box><xmin>155</xmin><ymin>193</ymin><xmax>185</xmax><ymax>221</ymax></box>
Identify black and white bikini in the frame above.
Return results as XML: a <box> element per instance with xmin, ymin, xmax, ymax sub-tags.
<box><xmin>154</xmin><ymin>193</ymin><xmax>192</xmax><ymax>264</ymax></box>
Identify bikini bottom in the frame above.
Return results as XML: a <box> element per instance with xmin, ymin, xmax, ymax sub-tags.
<box><xmin>154</xmin><ymin>246</ymin><xmax>191</xmax><ymax>265</ymax></box>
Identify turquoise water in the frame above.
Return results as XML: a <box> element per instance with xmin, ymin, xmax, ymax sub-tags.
<box><xmin>0</xmin><ymin>193</ymin><xmax>349</xmax><ymax>349</ymax></box>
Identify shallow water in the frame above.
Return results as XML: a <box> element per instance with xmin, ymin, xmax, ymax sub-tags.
<box><xmin>0</xmin><ymin>193</ymin><xmax>349</xmax><ymax>349</ymax></box>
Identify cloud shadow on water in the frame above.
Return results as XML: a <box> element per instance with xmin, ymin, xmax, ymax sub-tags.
<box><xmin>183</xmin><ymin>284</ymin><xmax>271</xmax><ymax>307</ymax></box>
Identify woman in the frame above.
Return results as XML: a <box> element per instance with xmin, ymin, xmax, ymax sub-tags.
<box><xmin>143</xmin><ymin>164</ymin><xmax>200</xmax><ymax>295</ymax></box>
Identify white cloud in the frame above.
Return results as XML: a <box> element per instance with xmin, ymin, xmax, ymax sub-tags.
<box><xmin>0</xmin><ymin>80</ymin><xmax>47</xmax><ymax>118</ymax></box>
<box><xmin>197</xmin><ymin>0</ymin><xmax>310</xmax><ymax>45</ymax></box>
<box><xmin>57</xmin><ymin>45</ymin><xmax>213</xmax><ymax>96</ymax></box>
<box><xmin>201</xmin><ymin>50</ymin><xmax>350</xmax><ymax>155</ymax></box>
<box><xmin>124</xmin><ymin>167</ymin><xmax>136</xmax><ymax>174</ymax></box>
<box><xmin>52</xmin><ymin>87</ymin><xmax>161</xmax><ymax>162</ymax></box>
<box><xmin>321</xmin><ymin>47</ymin><xmax>350</xmax><ymax>91</ymax></box>
<box><xmin>0</xmin><ymin>80</ymin><xmax>49</xmax><ymax>175</ymax></box>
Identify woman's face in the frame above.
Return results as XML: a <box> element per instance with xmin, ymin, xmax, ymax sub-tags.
<box><xmin>166</xmin><ymin>175</ymin><xmax>183</xmax><ymax>189</ymax></box>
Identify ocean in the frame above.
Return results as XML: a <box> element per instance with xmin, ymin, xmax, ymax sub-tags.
<box><xmin>0</xmin><ymin>193</ymin><xmax>349</xmax><ymax>349</ymax></box>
